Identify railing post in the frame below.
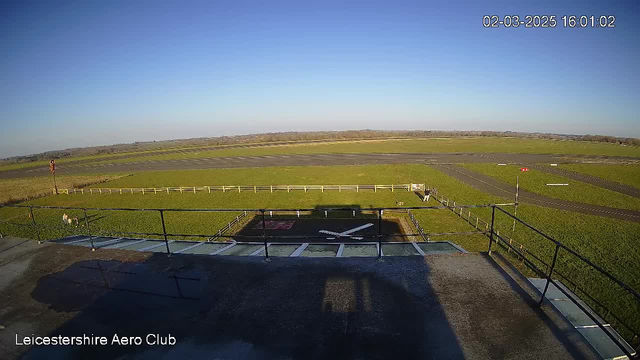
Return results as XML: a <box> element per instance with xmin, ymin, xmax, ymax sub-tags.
<box><xmin>262</xmin><ymin>210</ymin><xmax>269</xmax><ymax>261</ymax></box>
<box><xmin>488</xmin><ymin>206</ymin><xmax>496</xmax><ymax>255</ymax></box>
<box><xmin>539</xmin><ymin>244</ymin><xmax>560</xmax><ymax>306</ymax></box>
<box><xmin>377</xmin><ymin>209</ymin><xmax>383</xmax><ymax>258</ymax></box>
<box><xmin>83</xmin><ymin>208</ymin><xmax>94</xmax><ymax>250</ymax></box>
<box><xmin>29</xmin><ymin>206</ymin><xmax>42</xmax><ymax>244</ymax></box>
<box><xmin>159</xmin><ymin>210</ymin><xmax>170</xmax><ymax>255</ymax></box>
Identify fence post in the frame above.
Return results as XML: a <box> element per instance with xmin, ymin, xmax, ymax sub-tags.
<box><xmin>208</xmin><ymin>186</ymin><xmax>211</xmax><ymax>194</ymax></box>
<box><xmin>254</xmin><ymin>186</ymin><xmax>257</xmax><ymax>193</ymax></box>
<box><xmin>539</xmin><ymin>244</ymin><xmax>560</xmax><ymax>306</ymax></box>
<box><xmin>160</xmin><ymin>210</ymin><xmax>170</xmax><ymax>255</ymax></box>
<box><xmin>377</xmin><ymin>209</ymin><xmax>383</xmax><ymax>259</ymax></box>
<box><xmin>83</xmin><ymin>208</ymin><xmax>94</xmax><ymax>250</ymax></box>
<box><xmin>261</xmin><ymin>210</ymin><xmax>269</xmax><ymax>261</ymax></box>
<box><xmin>29</xmin><ymin>206</ymin><xmax>42</xmax><ymax>244</ymax></box>
<box><xmin>488</xmin><ymin>206</ymin><xmax>496</xmax><ymax>255</ymax></box>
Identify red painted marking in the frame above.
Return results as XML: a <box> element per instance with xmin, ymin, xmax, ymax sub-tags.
<box><xmin>253</xmin><ymin>220</ymin><xmax>296</xmax><ymax>230</ymax></box>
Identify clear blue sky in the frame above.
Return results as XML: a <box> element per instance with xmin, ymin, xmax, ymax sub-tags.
<box><xmin>1</xmin><ymin>0</ymin><xmax>639</xmax><ymax>157</ymax></box>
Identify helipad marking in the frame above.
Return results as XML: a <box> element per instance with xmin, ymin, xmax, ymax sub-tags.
<box><xmin>319</xmin><ymin>223</ymin><xmax>373</xmax><ymax>240</ymax></box>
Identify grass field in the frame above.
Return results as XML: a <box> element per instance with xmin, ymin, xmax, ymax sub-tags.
<box><xmin>1</xmin><ymin>163</ymin><xmax>638</xmax><ymax>341</ymax></box>
<box><xmin>0</xmin><ymin>175</ymin><xmax>125</xmax><ymax>205</ymax></box>
<box><xmin>459</xmin><ymin>163</ymin><xmax>640</xmax><ymax>211</ymax></box>
<box><xmin>83</xmin><ymin>137</ymin><xmax>640</xmax><ymax>166</ymax></box>
<box><xmin>560</xmin><ymin>164</ymin><xmax>640</xmax><ymax>189</ymax></box>
<box><xmin>3</xmin><ymin>137</ymin><xmax>639</xmax><ymax>173</ymax></box>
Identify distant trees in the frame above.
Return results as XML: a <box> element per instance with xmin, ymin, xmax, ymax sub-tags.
<box><xmin>1</xmin><ymin>130</ymin><xmax>638</xmax><ymax>165</ymax></box>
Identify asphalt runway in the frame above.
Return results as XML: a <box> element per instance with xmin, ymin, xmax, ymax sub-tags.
<box><xmin>432</xmin><ymin>164</ymin><xmax>640</xmax><ymax>223</ymax></box>
<box><xmin>3</xmin><ymin>151</ymin><xmax>638</xmax><ymax>221</ymax></box>
<box><xmin>0</xmin><ymin>152</ymin><xmax>565</xmax><ymax>179</ymax></box>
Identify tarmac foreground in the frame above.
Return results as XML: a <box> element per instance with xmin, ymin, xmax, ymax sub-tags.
<box><xmin>0</xmin><ymin>237</ymin><xmax>600</xmax><ymax>360</ymax></box>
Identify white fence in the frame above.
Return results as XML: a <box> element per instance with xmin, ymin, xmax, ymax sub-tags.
<box><xmin>58</xmin><ymin>184</ymin><xmax>426</xmax><ymax>195</ymax></box>
<box><xmin>207</xmin><ymin>211</ymin><xmax>249</xmax><ymax>241</ymax></box>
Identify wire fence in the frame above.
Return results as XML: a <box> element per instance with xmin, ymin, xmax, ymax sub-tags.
<box><xmin>56</xmin><ymin>183</ymin><xmax>427</xmax><ymax>195</ymax></box>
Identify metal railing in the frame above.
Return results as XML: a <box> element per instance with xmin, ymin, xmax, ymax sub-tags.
<box><xmin>428</xmin><ymin>188</ymin><xmax>639</xmax><ymax>358</ymax></box>
<box><xmin>56</xmin><ymin>183</ymin><xmax>425</xmax><ymax>195</ymax></box>
<box><xmin>407</xmin><ymin>209</ymin><xmax>429</xmax><ymax>242</ymax></box>
<box><xmin>1</xmin><ymin>202</ymin><xmax>637</xmax><ymax>357</ymax></box>
<box><xmin>207</xmin><ymin>211</ymin><xmax>248</xmax><ymax>241</ymax></box>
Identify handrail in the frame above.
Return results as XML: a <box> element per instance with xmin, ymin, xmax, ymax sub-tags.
<box><xmin>429</xmin><ymin>188</ymin><xmax>639</xmax><ymax>356</ymax></box>
<box><xmin>0</xmin><ymin>203</ymin><xmax>513</xmax><ymax>212</ymax></box>
<box><xmin>493</xmin><ymin>205</ymin><xmax>640</xmax><ymax>303</ymax></box>
<box><xmin>1</xmin><ymin>201</ymin><xmax>636</xmax><ymax>356</ymax></box>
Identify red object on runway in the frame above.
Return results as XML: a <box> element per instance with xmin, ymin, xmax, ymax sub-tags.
<box><xmin>520</xmin><ymin>167</ymin><xmax>529</xmax><ymax>172</ymax></box>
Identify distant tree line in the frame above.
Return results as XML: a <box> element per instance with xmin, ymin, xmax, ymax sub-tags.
<box><xmin>2</xmin><ymin>130</ymin><xmax>639</xmax><ymax>165</ymax></box>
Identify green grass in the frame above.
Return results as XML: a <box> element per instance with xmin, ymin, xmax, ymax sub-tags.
<box><xmin>560</xmin><ymin>164</ymin><xmax>640</xmax><ymax>189</ymax></box>
<box><xmin>1</xmin><ymin>163</ymin><xmax>638</xmax><ymax>342</ymax></box>
<box><xmin>0</xmin><ymin>175</ymin><xmax>125</xmax><ymax>205</ymax></box>
<box><xmin>11</xmin><ymin>137</ymin><xmax>638</xmax><ymax>172</ymax></box>
<box><xmin>0</xmin><ymin>138</ymin><xmax>365</xmax><ymax>172</ymax></box>
<box><xmin>459</xmin><ymin>163</ymin><xmax>640</xmax><ymax>211</ymax></box>
<box><xmin>87</xmin><ymin>165</ymin><xmax>431</xmax><ymax>188</ymax></box>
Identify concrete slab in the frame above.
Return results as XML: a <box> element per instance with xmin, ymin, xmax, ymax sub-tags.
<box><xmin>578</xmin><ymin>327</ymin><xmax>636</xmax><ymax>360</ymax></box>
<box><xmin>218</xmin><ymin>243</ymin><xmax>263</xmax><ymax>256</ymax></box>
<box><xmin>342</xmin><ymin>244</ymin><xmax>378</xmax><ymax>257</ymax></box>
<box><xmin>148</xmin><ymin>241</ymin><xmax>197</xmax><ymax>253</ymax></box>
<box><xmin>266</xmin><ymin>244</ymin><xmax>299</xmax><ymax>257</ymax></box>
<box><xmin>417</xmin><ymin>242</ymin><xmax>462</xmax><ymax>254</ymax></box>
<box><xmin>382</xmin><ymin>243</ymin><xmax>420</xmax><ymax>256</ymax></box>
<box><xmin>181</xmin><ymin>242</ymin><xmax>229</xmax><ymax>255</ymax></box>
<box><xmin>301</xmin><ymin>244</ymin><xmax>340</xmax><ymax>257</ymax></box>
<box><xmin>117</xmin><ymin>240</ymin><xmax>159</xmax><ymax>251</ymax></box>
<box><xmin>528</xmin><ymin>278</ymin><xmax>635</xmax><ymax>360</ymax></box>
<box><xmin>101</xmin><ymin>239</ymin><xmax>146</xmax><ymax>249</ymax></box>
<box><xmin>0</xmin><ymin>241</ymin><xmax>600</xmax><ymax>360</ymax></box>
<box><xmin>64</xmin><ymin>237</ymin><xmax>113</xmax><ymax>247</ymax></box>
